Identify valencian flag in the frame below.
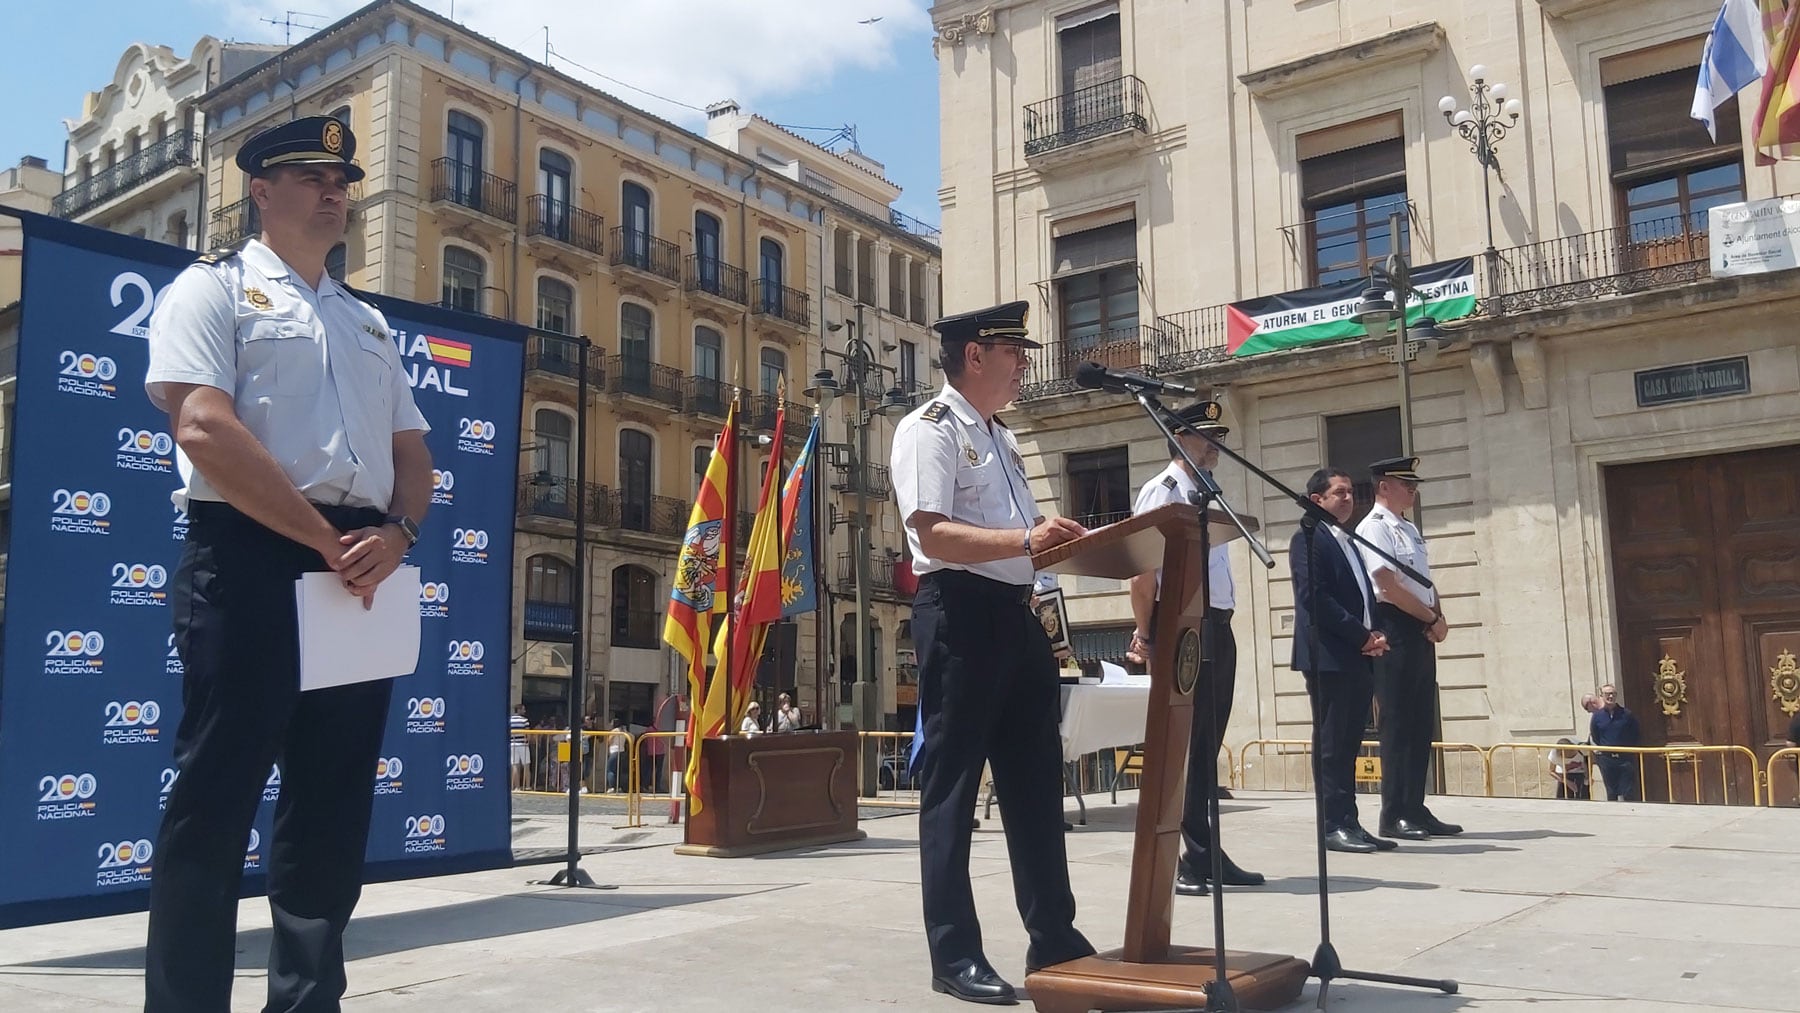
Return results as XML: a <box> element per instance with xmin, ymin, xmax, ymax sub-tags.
<box><xmin>779</xmin><ymin>418</ymin><xmax>820</xmax><ymax>619</ymax></box>
<box><xmin>1752</xmin><ymin>0</ymin><xmax>1800</xmax><ymax>162</ymax></box>
<box><xmin>1225</xmin><ymin>258</ymin><xmax>1476</xmax><ymax>358</ymax></box>
<box><xmin>696</xmin><ymin>399</ymin><xmax>789</xmax><ymax>762</ymax></box>
<box><xmin>665</xmin><ymin>402</ymin><xmax>737</xmax><ymax>809</ymax></box>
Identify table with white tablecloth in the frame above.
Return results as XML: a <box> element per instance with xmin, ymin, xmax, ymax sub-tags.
<box><xmin>981</xmin><ymin>670</ymin><xmax>1152</xmax><ymax>825</ymax></box>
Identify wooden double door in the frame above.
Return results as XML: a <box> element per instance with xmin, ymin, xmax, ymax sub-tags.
<box><xmin>1605</xmin><ymin>445</ymin><xmax>1800</xmax><ymax>804</ymax></box>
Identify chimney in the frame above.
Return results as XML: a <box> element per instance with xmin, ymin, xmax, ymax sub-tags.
<box><xmin>705</xmin><ymin>100</ymin><xmax>741</xmax><ymax>120</ymax></box>
<box><xmin>20</xmin><ymin>156</ymin><xmax>47</xmax><ymax>170</ymax></box>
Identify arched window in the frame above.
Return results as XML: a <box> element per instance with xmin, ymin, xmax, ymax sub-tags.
<box><xmin>325</xmin><ymin>242</ymin><xmax>347</xmax><ymax>283</ymax></box>
<box><xmin>329</xmin><ymin>105</ymin><xmax>352</xmax><ymax>129</ymax></box>
<box><xmin>759</xmin><ymin>237</ymin><xmax>786</xmax><ymax>314</ymax></box>
<box><xmin>621</xmin><ymin>181</ymin><xmax>652</xmax><ymax>269</ymax></box>
<box><xmin>760</xmin><ymin>347</ymin><xmax>786</xmax><ymax>396</ymax></box>
<box><xmin>446</xmin><ymin>111</ymin><xmax>484</xmax><ymax>207</ymax></box>
<box><xmin>442</xmin><ymin>246</ymin><xmax>484</xmax><ymax>313</ymax></box>
<box><xmin>524</xmin><ymin>554</ymin><xmax>576</xmax><ymax>643</ymax></box>
<box><xmin>538</xmin><ymin>148</ymin><xmax>573</xmax><ymax>239</ymax></box>
<box><xmin>525</xmin><ymin>409</ymin><xmax>573</xmax><ymax>516</ymax></box>
<box><xmin>693</xmin><ymin>325</ymin><xmax>724</xmax><ymax>414</ymax></box>
<box><xmin>618</xmin><ymin>429</ymin><xmax>653</xmax><ymax>531</ymax></box>
<box><xmin>537</xmin><ymin>276</ymin><xmax>574</xmax><ymax>334</ymax></box>
<box><xmin>694</xmin><ymin>211</ymin><xmax>723</xmax><ymax>293</ymax></box>
<box><xmin>611</xmin><ymin>564</ymin><xmax>658</xmax><ymax>649</ymax></box>
<box><xmin>619</xmin><ymin>303</ymin><xmax>654</xmax><ymax>395</ymax></box>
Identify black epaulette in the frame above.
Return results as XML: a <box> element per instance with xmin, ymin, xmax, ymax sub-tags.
<box><xmin>1161</xmin><ymin>475</ymin><xmax>1178</xmax><ymax>491</ymax></box>
<box><xmin>193</xmin><ymin>249</ymin><xmax>235</xmax><ymax>266</ymax></box>
<box><xmin>921</xmin><ymin>402</ymin><xmax>951</xmax><ymax>423</ymax></box>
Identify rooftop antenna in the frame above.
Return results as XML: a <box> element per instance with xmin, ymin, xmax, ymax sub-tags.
<box><xmin>776</xmin><ymin>123</ymin><xmax>863</xmax><ymax>154</ymax></box>
<box><xmin>259</xmin><ymin>11</ymin><xmax>329</xmax><ymax>45</ymax></box>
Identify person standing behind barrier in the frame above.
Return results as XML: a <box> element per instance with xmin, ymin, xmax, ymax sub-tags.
<box><xmin>606</xmin><ymin>719</ymin><xmax>627</xmax><ymax>792</ymax></box>
<box><xmin>511</xmin><ymin>706</ymin><xmax>532</xmax><ymax>790</ymax></box>
<box><xmin>739</xmin><ymin>701</ymin><xmax>765</xmax><ymax>736</ymax></box>
<box><xmin>142</xmin><ymin>116</ymin><xmax>432</xmax><ymax>1012</ymax></box>
<box><xmin>1590</xmin><ymin>684</ymin><xmax>1641</xmax><ymax>801</ymax></box>
<box><xmin>1550</xmin><ymin>739</ymin><xmax>1589</xmax><ymax>799</ymax></box>
<box><xmin>774</xmin><ymin>692</ymin><xmax>801</xmax><ymax>733</ymax></box>
<box><xmin>893</xmin><ymin>300</ymin><xmax>1095</xmax><ymax>1005</ymax></box>
<box><xmin>1291</xmin><ymin>469</ymin><xmax>1389</xmax><ymax>855</ymax></box>
<box><xmin>1356</xmin><ymin>457</ymin><xmax>1463</xmax><ymax>841</ymax></box>
<box><xmin>1123</xmin><ymin>400</ymin><xmax>1262</xmax><ymax>897</ymax></box>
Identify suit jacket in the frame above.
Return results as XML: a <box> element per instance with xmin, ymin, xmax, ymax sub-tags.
<box><xmin>1289</xmin><ymin>523</ymin><xmax>1377</xmax><ymax>674</ymax></box>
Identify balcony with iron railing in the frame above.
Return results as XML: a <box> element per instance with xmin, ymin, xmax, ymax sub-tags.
<box><xmin>1024</xmin><ymin>75</ymin><xmax>1150</xmax><ymax>161</ymax></box>
<box><xmin>684</xmin><ymin>374</ymin><xmax>738</xmax><ymax>418</ymax></box>
<box><xmin>831</xmin><ymin>462</ymin><xmax>892</xmax><ymax>499</ymax></box>
<box><xmin>684</xmin><ymin>254</ymin><xmax>748</xmax><ymax>305</ymax></box>
<box><xmin>1071</xmin><ymin>509</ymin><xmax>1133</xmax><ymax>531</ymax></box>
<box><xmin>835</xmin><ymin>551</ymin><xmax>901</xmax><ymax>596</ymax></box>
<box><xmin>525</xmin><ymin>333</ymin><xmax>603</xmax><ymax>383</ymax></box>
<box><xmin>1484</xmin><ymin>206</ymin><xmax>1725</xmax><ymax>314</ymax></box>
<box><xmin>207</xmin><ymin>196</ymin><xmax>260</xmax><ymax>250</ymax></box>
<box><xmin>526</xmin><ymin>195</ymin><xmax>603</xmax><ymax>257</ymax></box>
<box><xmin>522</xmin><ymin>600</ymin><xmax>576</xmax><ymax>642</ymax></box>
<box><xmin>54</xmin><ymin>130</ymin><xmax>198</xmax><ymax>219</ymax></box>
<box><xmin>745</xmin><ymin>393</ymin><xmax>809</xmax><ymax>435</ymax></box>
<box><xmin>754</xmin><ymin>279</ymin><xmax>812</xmax><ymax>330</ymax></box>
<box><xmin>604</xmin><ymin>354</ymin><xmax>684</xmax><ymax>409</ymax></box>
<box><xmin>515</xmin><ymin>473</ymin><xmax>688</xmax><ymax>539</ymax></box>
<box><xmin>430</xmin><ymin>157</ymin><xmax>517</xmax><ymax>223</ymax></box>
<box><xmin>610</xmin><ymin>227</ymin><xmax>681</xmax><ymax>284</ymax></box>
<box><xmin>888</xmin><ymin>207</ymin><xmax>943</xmax><ymax>243</ymax></box>
<box><xmin>1017</xmin><ymin>320</ymin><xmax>1186</xmax><ymax>401</ymax></box>
<box><xmin>516</xmin><ymin>473</ymin><xmax>590</xmax><ymax>522</ymax></box>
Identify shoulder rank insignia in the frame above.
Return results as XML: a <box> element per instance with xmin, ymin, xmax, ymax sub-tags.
<box><xmin>1161</xmin><ymin>475</ymin><xmax>1178</xmax><ymax>491</ymax></box>
<box><xmin>362</xmin><ymin>323</ymin><xmax>389</xmax><ymax>341</ymax></box>
<box><xmin>244</xmin><ymin>287</ymin><xmax>274</xmax><ymax>311</ymax></box>
<box><xmin>921</xmin><ymin>401</ymin><xmax>951</xmax><ymax>423</ymax></box>
<box><xmin>194</xmin><ymin>249</ymin><xmax>234</xmax><ymax>266</ymax></box>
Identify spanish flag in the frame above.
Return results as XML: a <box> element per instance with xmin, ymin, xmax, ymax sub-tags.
<box><xmin>666</xmin><ymin>403</ymin><xmax>736</xmax><ymax>811</ymax></box>
<box><xmin>697</xmin><ymin>399</ymin><xmax>788</xmax><ymax>747</ymax></box>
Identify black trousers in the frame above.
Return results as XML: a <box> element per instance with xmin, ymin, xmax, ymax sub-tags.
<box><xmin>1304</xmin><ymin>666</ymin><xmax>1373</xmax><ymax>831</ymax></box>
<box><xmin>145</xmin><ymin>501</ymin><xmax>395</xmax><ymax>1013</ymax></box>
<box><xmin>1596</xmin><ymin>756</ymin><xmax>1639</xmax><ymax>801</ymax></box>
<box><xmin>913</xmin><ymin>570</ymin><xmax>1093</xmax><ymax>976</ymax></box>
<box><xmin>1373</xmin><ymin>604</ymin><xmax>1437</xmax><ymax>825</ymax></box>
<box><xmin>1178</xmin><ymin>610</ymin><xmax>1236</xmax><ymax>874</ymax></box>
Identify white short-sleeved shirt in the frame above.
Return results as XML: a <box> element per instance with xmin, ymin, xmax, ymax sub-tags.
<box><xmin>1355</xmin><ymin>502</ymin><xmax>1435</xmax><ymax>608</ymax></box>
<box><xmin>146</xmin><ymin>239</ymin><xmax>429</xmax><ymax>511</ymax></box>
<box><xmin>891</xmin><ymin>383</ymin><xmax>1039</xmax><ymax>586</ymax></box>
<box><xmin>1130</xmin><ymin>461</ymin><xmax>1234</xmax><ymax>610</ymax></box>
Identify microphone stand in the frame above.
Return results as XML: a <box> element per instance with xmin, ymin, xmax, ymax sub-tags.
<box><xmin>1131</xmin><ymin>390</ymin><xmax>1267</xmax><ymax>1012</ymax></box>
<box><xmin>1122</xmin><ymin>382</ymin><xmax>1455</xmax><ymax>1008</ymax></box>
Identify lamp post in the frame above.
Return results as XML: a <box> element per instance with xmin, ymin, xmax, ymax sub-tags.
<box><xmin>1439</xmin><ymin>64</ymin><xmax>1523</xmax><ymax>289</ymax></box>
<box><xmin>807</xmin><ymin>305</ymin><xmax>912</xmax><ymax>795</ymax></box>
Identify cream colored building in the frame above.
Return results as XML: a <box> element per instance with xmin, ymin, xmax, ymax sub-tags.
<box><xmin>933</xmin><ymin>0</ymin><xmax>1800</xmax><ymax>798</ymax></box>
<box><xmin>196</xmin><ymin>0</ymin><xmax>941</xmax><ymax>731</ymax></box>
<box><xmin>55</xmin><ymin>38</ymin><xmax>281</xmax><ymax>247</ymax></box>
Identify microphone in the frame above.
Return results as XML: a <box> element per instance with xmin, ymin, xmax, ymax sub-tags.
<box><xmin>1073</xmin><ymin>361</ymin><xmax>1201</xmax><ymax>397</ymax></box>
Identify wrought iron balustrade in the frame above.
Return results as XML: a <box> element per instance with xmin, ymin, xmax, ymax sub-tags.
<box><xmin>610</xmin><ymin>227</ymin><xmax>681</xmax><ymax>282</ymax></box>
<box><xmin>684</xmin><ymin>254</ymin><xmax>748</xmax><ymax>304</ymax></box>
<box><xmin>1024</xmin><ymin>75</ymin><xmax>1149</xmax><ymax>158</ymax></box>
<box><xmin>754</xmin><ymin>279</ymin><xmax>812</xmax><ymax>329</ymax></box>
<box><xmin>527</xmin><ymin>195</ymin><xmax>603</xmax><ymax>255</ymax></box>
<box><xmin>53</xmin><ymin>130</ymin><xmax>197</xmax><ymax>219</ymax></box>
<box><xmin>430</xmin><ymin>157</ymin><xmax>517</xmax><ymax>222</ymax></box>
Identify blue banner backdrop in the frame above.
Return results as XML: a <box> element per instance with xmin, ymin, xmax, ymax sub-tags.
<box><xmin>0</xmin><ymin>210</ymin><xmax>524</xmax><ymax>928</ymax></box>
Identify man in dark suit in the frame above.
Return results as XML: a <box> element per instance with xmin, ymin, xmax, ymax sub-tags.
<box><xmin>1289</xmin><ymin>469</ymin><xmax>1391</xmax><ymax>854</ymax></box>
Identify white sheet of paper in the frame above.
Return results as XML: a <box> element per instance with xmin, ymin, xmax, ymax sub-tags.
<box><xmin>295</xmin><ymin>564</ymin><xmax>422</xmax><ymax>692</ymax></box>
<box><xmin>1099</xmin><ymin>660</ymin><xmax>1151</xmax><ymax>687</ymax></box>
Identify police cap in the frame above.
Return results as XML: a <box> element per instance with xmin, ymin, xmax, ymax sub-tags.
<box><xmin>932</xmin><ymin>299</ymin><xmax>1042</xmax><ymax>351</ymax></box>
<box><xmin>1370</xmin><ymin>456</ymin><xmax>1426</xmax><ymax>483</ymax></box>
<box><xmin>1171</xmin><ymin>400</ymin><xmax>1228</xmax><ymax>438</ymax></box>
<box><xmin>235</xmin><ymin>115</ymin><xmax>366</xmax><ymax>183</ymax></box>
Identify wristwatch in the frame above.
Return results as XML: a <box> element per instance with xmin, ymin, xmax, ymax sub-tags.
<box><xmin>384</xmin><ymin>514</ymin><xmax>420</xmax><ymax>547</ymax></box>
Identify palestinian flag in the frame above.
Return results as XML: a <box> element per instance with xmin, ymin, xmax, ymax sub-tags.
<box><xmin>1226</xmin><ymin>258</ymin><xmax>1476</xmax><ymax>358</ymax></box>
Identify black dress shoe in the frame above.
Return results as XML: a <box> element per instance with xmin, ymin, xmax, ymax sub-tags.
<box><xmin>1174</xmin><ymin>869</ymin><xmax>1209</xmax><ymax>896</ymax></box>
<box><xmin>1417</xmin><ymin>811</ymin><xmax>1463</xmax><ymax>836</ymax></box>
<box><xmin>1323</xmin><ymin>828</ymin><xmax>1377</xmax><ymax>853</ymax></box>
<box><xmin>1192</xmin><ymin>852</ymin><xmax>1266</xmax><ymax>886</ymax></box>
<box><xmin>931</xmin><ymin>964</ymin><xmax>1018</xmax><ymax>1005</ymax></box>
<box><xmin>1379</xmin><ymin>818</ymin><xmax>1431</xmax><ymax>841</ymax></box>
<box><xmin>1351</xmin><ymin>825</ymin><xmax>1398</xmax><ymax>851</ymax></box>
<box><xmin>1216</xmin><ymin>787</ymin><xmax>1234</xmax><ymax>800</ymax></box>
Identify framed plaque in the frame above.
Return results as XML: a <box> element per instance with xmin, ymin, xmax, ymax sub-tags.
<box><xmin>1034</xmin><ymin>585</ymin><xmax>1072</xmax><ymax>654</ymax></box>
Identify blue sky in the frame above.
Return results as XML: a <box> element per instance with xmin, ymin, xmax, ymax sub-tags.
<box><xmin>0</xmin><ymin>0</ymin><xmax>945</xmax><ymax>224</ymax></box>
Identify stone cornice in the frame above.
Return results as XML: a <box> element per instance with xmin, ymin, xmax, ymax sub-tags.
<box><xmin>1536</xmin><ymin>0</ymin><xmax>1629</xmax><ymax>19</ymax></box>
<box><xmin>1239</xmin><ymin>23</ymin><xmax>1446</xmax><ymax>99</ymax></box>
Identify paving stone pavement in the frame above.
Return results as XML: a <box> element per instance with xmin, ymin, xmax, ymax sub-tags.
<box><xmin>1</xmin><ymin>791</ymin><xmax>1794</xmax><ymax>1012</ymax></box>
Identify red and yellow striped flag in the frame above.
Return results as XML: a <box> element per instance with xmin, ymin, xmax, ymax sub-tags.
<box><xmin>665</xmin><ymin>403</ymin><xmax>736</xmax><ymax>811</ymax></box>
<box><xmin>1753</xmin><ymin>0</ymin><xmax>1800</xmax><ymax>162</ymax></box>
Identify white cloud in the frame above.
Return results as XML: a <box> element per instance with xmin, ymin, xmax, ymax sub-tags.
<box><xmin>218</xmin><ymin>0</ymin><xmax>933</xmax><ymax>126</ymax></box>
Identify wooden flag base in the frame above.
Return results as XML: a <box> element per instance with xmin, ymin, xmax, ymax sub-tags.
<box><xmin>1025</xmin><ymin>946</ymin><xmax>1310</xmax><ymax>1012</ymax></box>
<box><xmin>675</xmin><ymin>731</ymin><xmax>863</xmax><ymax>857</ymax></box>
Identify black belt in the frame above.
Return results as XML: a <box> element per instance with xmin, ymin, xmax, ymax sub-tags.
<box><xmin>1376</xmin><ymin>602</ymin><xmax>1430</xmax><ymax>631</ymax></box>
<box><xmin>921</xmin><ymin>569</ymin><xmax>1032</xmax><ymax>606</ymax></box>
<box><xmin>189</xmin><ymin>499</ymin><xmax>384</xmax><ymax>530</ymax></box>
<box><xmin>1208</xmin><ymin>607</ymin><xmax>1234</xmax><ymax>622</ymax></box>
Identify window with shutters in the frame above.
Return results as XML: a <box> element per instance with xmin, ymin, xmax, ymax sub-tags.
<box><xmin>1299</xmin><ymin>114</ymin><xmax>1408</xmax><ymax>285</ymax></box>
<box><xmin>537</xmin><ymin>277</ymin><xmax>574</xmax><ymax>334</ymax></box>
<box><xmin>1604</xmin><ymin>61</ymin><xmax>1743</xmax><ymax>269</ymax></box>
<box><xmin>442</xmin><ymin>246</ymin><xmax>484</xmax><ymax>313</ymax></box>
<box><xmin>1052</xmin><ymin>218</ymin><xmax>1139</xmax><ymax>369</ymax></box>
<box><xmin>1066</xmin><ymin>446</ymin><xmax>1131</xmax><ymax>528</ymax></box>
<box><xmin>1059</xmin><ymin>4</ymin><xmax>1121</xmax><ymax>97</ymax></box>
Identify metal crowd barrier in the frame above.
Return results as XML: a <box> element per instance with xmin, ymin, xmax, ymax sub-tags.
<box><xmin>1234</xmin><ymin>738</ymin><xmax>1491</xmax><ymax>796</ymax></box>
<box><xmin>1765</xmin><ymin>747</ymin><xmax>1800</xmax><ymax>807</ymax></box>
<box><xmin>1487</xmin><ymin>743</ymin><xmax>1762</xmax><ymax>806</ymax></box>
<box><xmin>630</xmin><ymin>731</ymin><xmax>685</xmax><ymax>826</ymax></box>
<box><xmin>858</xmin><ymin>730</ymin><xmax>921</xmax><ymax>808</ymax></box>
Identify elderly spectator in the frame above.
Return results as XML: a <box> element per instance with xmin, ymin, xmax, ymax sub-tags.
<box><xmin>1590</xmin><ymin>684</ymin><xmax>1641</xmax><ymax>801</ymax></box>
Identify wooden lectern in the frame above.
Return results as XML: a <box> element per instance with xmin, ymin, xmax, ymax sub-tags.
<box><xmin>1024</xmin><ymin>502</ymin><xmax>1309</xmax><ymax>1012</ymax></box>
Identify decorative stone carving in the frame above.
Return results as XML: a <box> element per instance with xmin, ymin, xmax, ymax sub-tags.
<box><xmin>442</xmin><ymin>82</ymin><xmax>498</xmax><ymax>114</ymax></box>
<box><xmin>691</xmin><ymin>188</ymin><xmax>731</xmax><ymax>213</ymax></box>
<box><xmin>933</xmin><ymin>9</ymin><xmax>995</xmax><ymax>56</ymax></box>
<box><xmin>537</xmin><ymin>123</ymin><xmax>583</xmax><ymax>152</ymax></box>
<box><xmin>619</xmin><ymin>156</ymin><xmax>658</xmax><ymax>180</ymax></box>
<box><xmin>443</xmin><ymin>223</ymin><xmax>491</xmax><ymax>252</ymax></box>
<box><xmin>620</xmin><ymin>283</ymin><xmax>657</xmax><ymax>303</ymax></box>
<box><xmin>757</xmin><ymin>215</ymin><xmax>792</xmax><ymax>236</ymax></box>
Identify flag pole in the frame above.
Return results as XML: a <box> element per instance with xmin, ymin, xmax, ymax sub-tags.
<box><xmin>811</xmin><ymin>406</ymin><xmax>830</xmax><ymax>728</ymax></box>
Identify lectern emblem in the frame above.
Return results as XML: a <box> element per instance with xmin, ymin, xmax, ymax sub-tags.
<box><xmin>1174</xmin><ymin>628</ymin><xmax>1201</xmax><ymax>696</ymax></box>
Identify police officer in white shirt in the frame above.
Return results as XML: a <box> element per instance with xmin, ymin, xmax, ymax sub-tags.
<box><xmin>892</xmin><ymin>300</ymin><xmax>1095</xmax><ymax>1004</ymax></box>
<box><xmin>1125</xmin><ymin>401</ymin><xmax>1264</xmax><ymax>896</ymax></box>
<box><xmin>142</xmin><ymin>116</ymin><xmax>432</xmax><ymax>1013</ymax></box>
<box><xmin>1354</xmin><ymin>456</ymin><xmax>1464</xmax><ymax>841</ymax></box>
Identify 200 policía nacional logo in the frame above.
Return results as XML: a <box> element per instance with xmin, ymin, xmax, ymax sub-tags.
<box><xmin>402</xmin><ymin>812</ymin><xmax>448</xmax><ymax>855</ymax></box>
<box><xmin>95</xmin><ymin>836</ymin><xmax>154</xmax><ymax>888</ymax></box>
<box><xmin>109</xmin><ymin>561</ymin><xmax>169</xmax><ymax>607</ymax></box>
<box><xmin>419</xmin><ymin>578</ymin><xmax>450</xmax><ymax>621</ymax></box>
<box><xmin>445</xmin><ymin>639</ymin><xmax>484</xmax><ymax>677</ymax></box>
<box><xmin>114</xmin><ymin>426</ymin><xmax>174</xmax><ymax>474</ymax></box>
<box><xmin>35</xmin><ymin>772</ymin><xmax>99</xmax><ymax>821</ymax></box>
<box><xmin>404</xmin><ymin>696</ymin><xmax>447</xmax><ymax>735</ymax></box>
<box><xmin>101</xmin><ymin>699</ymin><xmax>161</xmax><ymax>745</ymax></box>
<box><xmin>444</xmin><ymin>753</ymin><xmax>485</xmax><ymax>791</ymax></box>
<box><xmin>50</xmin><ymin>487</ymin><xmax>113</xmax><ymax>535</ymax></box>
<box><xmin>450</xmin><ymin>527</ymin><xmax>489</xmax><ymax>565</ymax></box>
<box><xmin>45</xmin><ymin>628</ymin><xmax>105</xmax><ymax>676</ymax></box>
<box><xmin>374</xmin><ymin>755</ymin><xmax>406</xmax><ymax>797</ymax></box>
